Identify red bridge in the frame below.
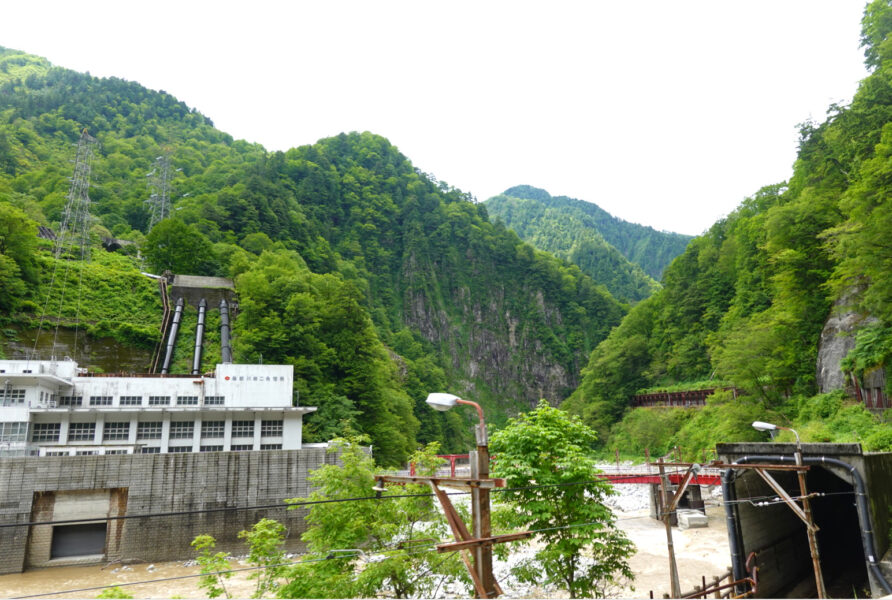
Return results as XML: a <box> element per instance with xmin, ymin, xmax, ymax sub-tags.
<box><xmin>597</xmin><ymin>467</ymin><xmax>723</xmax><ymax>486</ymax></box>
<box><xmin>422</xmin><ymin>456</ymin><xmax>723</xmax><ymax>486</ymax></box>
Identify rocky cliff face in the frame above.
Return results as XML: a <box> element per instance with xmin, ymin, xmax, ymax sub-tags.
<box><xmin>816</xmin><ymin>295</ymin><xmax>871</xmax><ymax>393</ymax></box>
<box><xmin>404</xmin><ymin>284</ymin><xmax>577</xmax><ymax>409</ymax></box>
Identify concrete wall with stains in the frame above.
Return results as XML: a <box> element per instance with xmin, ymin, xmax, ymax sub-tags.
<box><xmin>0</xmin><ymin>448</ymin><xmax>335</xmax><ymax>573</ymax></box>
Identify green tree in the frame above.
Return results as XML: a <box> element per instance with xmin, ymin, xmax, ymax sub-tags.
<box><xmin>861</xmin><ymin>0</ymin><xmax>892</xmax><ymax>69</ymax></box>
<box><xmin>0</xmin><ymin>203</ymin><xmax>38</xmax><ymax>282</ymax></box>
<box><xmin>191</xmin><ymin>534</ymin><xmax>232</xmax><ymax>599</ymax></box>
<box><xmin>238</xmin><ymin>518</ymin><xmax>288</xmax><ymax>599</ymax></box>
<box><xmin>143</xmin><ymin>218</ymin><xmax>216</xmax><ymax>275</ymax></box>
<box><xmin>279</xmin><ymin>437</ymin><xmax>467</xmax><ymax>598</ymax></box>
<box><xmin>490</xmin><ymin>401</ymin><xmax>634</xmax><ymax>598</ymax></box>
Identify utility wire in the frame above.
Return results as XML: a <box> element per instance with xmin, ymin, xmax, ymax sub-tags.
<box><xmin>8</xmin><ymin>486</ymin><xmax>854</xmax><ymax>599</ymax></box>
<box><xmin>10</xmin><ymin>516</ymin><xmax>653</xmax><ymax>599</ymax></box>
<box><xmin>0</xmin><ymin>475</ymin><xmax>646</xmax><ymax>528</ymax></box>
<box><xmin>0</xmin><ymin>476</ymin><xmax>853</xmax><ymax>529</ymax></box>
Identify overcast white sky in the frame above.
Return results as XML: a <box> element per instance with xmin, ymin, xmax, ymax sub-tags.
<box><xmin>0</xmin><ymin>1</ymin><xmax>871</xmax><ymax>235</ymax></box>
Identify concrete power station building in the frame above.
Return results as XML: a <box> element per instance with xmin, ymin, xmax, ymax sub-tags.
<box><xmin>0</xmin><ymin>357</ymin><xmax>328</xmax><ymax>574</ymax></box>
<box><xmin>0</xmin><ymin>359</ymin><xmax>313</xmax><ymax>456</ymax></box>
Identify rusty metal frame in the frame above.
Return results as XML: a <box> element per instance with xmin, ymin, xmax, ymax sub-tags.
<box><xmin>375</xmin><ymin>474</ymin><xmax>532</xmax><ymax>598</ymax></box>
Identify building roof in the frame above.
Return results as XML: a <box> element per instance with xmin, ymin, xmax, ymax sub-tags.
<box><xmin>171</xmin><ymin>275</ymin><xmax>235</xmax><ymax>290</ymax></box>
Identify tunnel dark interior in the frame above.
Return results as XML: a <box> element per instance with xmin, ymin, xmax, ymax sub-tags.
<box><xmin>734</xmin><ymin>465</ymin><xmax>870</xmax><ymax>598</ymax></box>
<box><xmin>809</xmin><ymin>466</ymin><xmax>870</xmax><ymax>598</ymax></box>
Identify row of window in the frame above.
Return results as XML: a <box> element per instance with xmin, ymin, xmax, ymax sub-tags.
<box><xmin>43</xmin><ymin>443</ymin><xmax>284</xmax><ymax>456</ymax></box>
<box><xmin>0</xmin><ymin>389</ymin><xmax>26</xmax><ymax>405</ymax></box>
<box><xmin>57</xmin><ymin>395</ymin><xmax>226</xmax><ymax>407</ymax></box>
<box><xmin>0</xmin><ymin>422</ymin><xmax>28</xmax><ymax>442</ymax></box>
<box><xmin>30</xmin><ymin>420</ymin><xmax>285</xmax><ymax>443</ymax></box>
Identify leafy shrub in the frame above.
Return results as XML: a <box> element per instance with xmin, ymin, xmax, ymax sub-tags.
<box><xmin>607</xmin><ymin>407</ymin><xmax>694</xmax><ymax>458</ymax></box>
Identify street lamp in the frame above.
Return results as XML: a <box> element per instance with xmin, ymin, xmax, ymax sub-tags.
<box><xmin>426</xmin><ymin>393</ymin><xmax>486</xmax><ymax>434</ymax></box>
<box><xmin>425</xmin><ymin>392</ymin><xmax>494</xmax><ymax>597</ymax></box>
<box><xmin>752</xmin><ymin>420</ymin><xmax>826</xmax><ymax>598</ymax></box>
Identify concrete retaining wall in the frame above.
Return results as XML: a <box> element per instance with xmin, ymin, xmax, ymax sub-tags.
<box><xmin>0</xmin><ymin>448</ymin><xmax>335</xmax><ymax>574</ymax></box>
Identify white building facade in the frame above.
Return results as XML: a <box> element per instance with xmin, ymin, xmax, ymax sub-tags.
<box><xmin>0</xmin><ymin>360</ymin><xmax>315</xmax><ymax>456</ymax></box>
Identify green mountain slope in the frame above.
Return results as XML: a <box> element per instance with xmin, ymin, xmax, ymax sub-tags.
<box><xmin>0</xmin><ymin>46</ymin><xmax>626</xmax><ymax>463</ymax></box>
<box><xmin>485</xmin><ymin>189</ymin><xmax>661</xmax><ymax>302</ymax></box>
<box><xmin>487</xmin><ymin>185</ymin><xmax>692</xmax><ymax>281</ymax></box>
<box><xmin>563</xmin><ymin>0</ymin><xmax>892</xmax><ymax>457</ymax></box>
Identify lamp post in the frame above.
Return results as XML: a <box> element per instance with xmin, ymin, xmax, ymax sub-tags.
<box><xmin>752</xmin><ymin>421</ymin><xmax>826</xmax><ymax>598</ymax></box>
<box><xmin>427</xmin><ymin>393</ymin><xmax>495</xmax><ymax>598</ymax></box>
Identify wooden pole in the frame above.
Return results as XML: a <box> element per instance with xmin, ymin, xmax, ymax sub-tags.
<box><xmin>471</xmin><ymin>423</ymin><xmax>498</xmax><ymax>598</ymax></box>
<box><xmin>795</xmin><ymin>445</ymin><xmax>827</xmax><ymax>599</ymax></box>
<box><xmin>658</xmin><ymin>459</ymin><xmax>681</xmax><ymax>598</ymax></box>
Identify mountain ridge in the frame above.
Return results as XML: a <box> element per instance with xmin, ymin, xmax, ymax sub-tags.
<box><xmin>493</xmin><ymin>185</ymin><xmax>693</xmax><ymax>280</ymax></box>
<box><xmin>0</xmin><ymin>46</ymin><xmax>627</xmax><ymax>462</ymax></box>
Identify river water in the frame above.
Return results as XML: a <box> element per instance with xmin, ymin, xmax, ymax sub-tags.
<box><xmin>0</xmin><ymin>559</ymin><xmax>259</xmax><ymax>599</ymax></box>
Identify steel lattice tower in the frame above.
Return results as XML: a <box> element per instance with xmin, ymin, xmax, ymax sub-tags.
<box><xmin>146</xmin><ymin>153</ymin><xmax>174</xmax><ymax>230</ymax></box>
<box><xmin>55</xmin><ymin>129</ymin><xmax>98</xmax><ymax>260</ymax></box>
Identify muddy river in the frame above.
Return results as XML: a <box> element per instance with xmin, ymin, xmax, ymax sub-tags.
<box><xmin>0</xmin><ymin>504</ymin><xmax>731</xmax><ymax>599</ymax></box>
<box><xmin>0</xmin><ymin>559</ymin><xmax>259</xmax><ymax>599</ymax></box>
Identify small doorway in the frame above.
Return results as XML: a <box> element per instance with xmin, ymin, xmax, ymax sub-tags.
<box><xmin>50</xmin><ymin>523</ymin><xmax>107</xmax><ymax>558</ymax></box>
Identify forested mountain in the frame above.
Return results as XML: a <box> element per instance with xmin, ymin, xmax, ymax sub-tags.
<box><xmin>563</xmin><ymin>0</ymin><xmax>892</xmax><ymax>458</ymax></box>
<box><xmin>486</xmin><ymin>185</ymin><xmax>692</xmax><ymax>283</ymax></box>
<box><xmin>485</xmin><ymin>188</ymin><xmax>665</xmax><ymax>302</ymax></box>
<box><xmin>0</xmin><ymin>46</ymin><xmax>626</xmax><ymax>463</ymax></box>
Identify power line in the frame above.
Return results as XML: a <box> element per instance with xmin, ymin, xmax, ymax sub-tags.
<box><xmin>9</xmin><ymin>516</ymin><xmax>651</xmax><ymax>599</ymax></box>
<box><xmin>0</xmin><ymin>475</ymin><xmax>852</xmax><ymax>529</ymax></box>
<box><xmin>6</xmin><ymin>485</ymin><xmax>855</xmax><ymax>599</ymax></box>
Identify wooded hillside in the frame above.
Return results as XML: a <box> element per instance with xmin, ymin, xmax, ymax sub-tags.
<box><xmin>564</xmin><ymin>0</ymin><xmax>892</xmax><ymax>458</ymax></box>
<box><xmin>0</xmin><ymin>46</ymin><xmax>626</xmax><ymax>463</ymax></box>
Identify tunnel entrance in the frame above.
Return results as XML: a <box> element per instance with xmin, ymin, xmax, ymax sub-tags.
<box><xmin>729</xmin><ymin>464</ymin><xmax>869</xmax><ymax>598</ymax></box>
<box><xmin>810</xmin><ymin>466</ymin><xmax>870</xmax><ymax>598</ymax></box>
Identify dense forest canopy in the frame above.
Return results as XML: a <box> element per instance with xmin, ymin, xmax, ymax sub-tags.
<box><xmin>486</xmin><ymin>185</ymin><xmax>692</xmax><ymax>283</ymax></box>
<box><xmin>484</xmin><ymin>187</ymin><xmax>687</xmax><ymax>302</ymax></box>
<box><xmin>0</xmin><ymin>45</ymin><xmax>627</xmax><ymax>464</ymax></box>
<box><xmin>564</xmin><ymin>0</ymin><xmax>892</xmax><ymax>457</ymax></box>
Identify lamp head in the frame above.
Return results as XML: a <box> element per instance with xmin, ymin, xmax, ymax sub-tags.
<box><xmin>752</xmin><ymin>421</ymin><xmax>777</xmax><ymax>432</ymax></box>
<box><xmin>426</xmin><ymin>393</ymin><xmax>460</xmax><ymax>412</ymax></box>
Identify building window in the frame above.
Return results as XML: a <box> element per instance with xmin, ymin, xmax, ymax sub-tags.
<box><xmin>68</xmin><ymin>423</ymin><xmax>96</xmax><ymax>441</ymax></box>
<box><xmin>201</xmin><ymin>421</ymin><xmax>225</xmax><ymax>438</ymax></box>
<box><xmin>204</xmin><ymin>396</ymin><xmax>225</xmax><ymax>405</ymax></box>
<box><xmin>89</xmin><ymin>396</ymin><xmax>112</xmax><ymax>406</ymax></box>
<box><xmin>177</xmin><ymin>396</ymin><xmax>198</xmax><ymax>406</ymax></box>
<box><xmin>119</xmin><ymin>396</ymin><xmax>142</xmax><ymax>406</ymax></box>
<box><xmin>261</xmin><ymin>420</ymin><xmax>283</xmax><ymax>437</ymax></box>
<box><xmin>140</xmin><ymin>447</ymin><xmax>160</xmax><ymax>454</ymax></box>
<box><xmin>148</xmin><ymin>396</ymin><xmax>170</xmax><ymax>406</ymax></box>
<box><xmin>0</xmin><ymin>422</ymin><xmax>28</xmax><ymax>442</ymax></box>
<box><xmin>103</xmin><ymin>422</ymin><xmax>130</xmax><ymax>441</ymax></box>
<box><xmin>260</xmin><ymin>444</ymin><xmax>282</xmax><ymax>450</ymax></box>
<box><xmin>169</xmin><ymin>422</ymin><xmax>194</xmax><ymax>439</ymax></box>
<box><xmin>75</xmin><ymin>450</ymin><xmax>97</xmax><ymax>456</ymax></box>
<box><xmin>0</xmin><ymin>389</ymin><xmax>26</xmax><ymax>405</ymax></box>
<box><xmin>104</xmin><ymin>449</ymin><xmax>128</xmax><ymax>455</ymax></box>
<box><xmin>168</xmin><ymin>446</ymin><xmax>191</xmax><ymax>453</ymax></box>
<box><xmin>200</xmin><ymin>445</ymin><xmax>223</xmax><ymax>452</ymax></box>
<box><xmin>45</xmin><ymin>450</ymin><xmax>69</xmax><ymax>456</ymax></box>
<box><xmin>230</xmin><ymin>444</ymin><xmax>253</xmax><ymax>451</ymax></box>
<box><xmin>137</xmin><ymin>422</ymin><xmax>162</xmax><ymax>440</ymax></box>
<box><xmin>231</xmin><ymin>421</ymin><xmax>254</xmax><ymax>437</ymax></box>
<box><xmin>32</xmin><ymin>423</ymin><xmax>61</xmax><ymax>442</ymax></box>
<box><xmin>58</xmin><ymin>396</ymin><xmax>83</xmax><ymax>407</ymax></box>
